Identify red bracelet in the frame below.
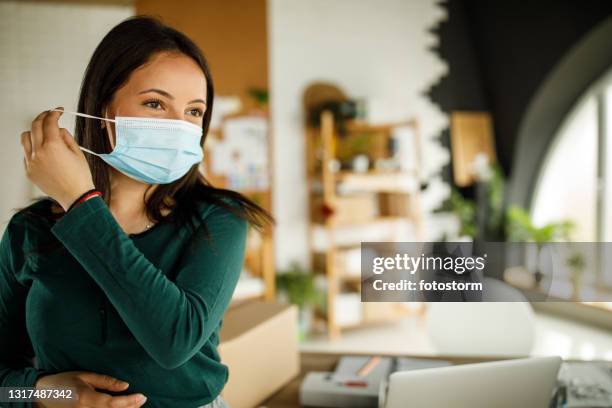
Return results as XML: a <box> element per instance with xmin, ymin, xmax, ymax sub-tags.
<box><xmin>67</xmin><ymin>189</ymin><xmax>102</xmax><ymax>212</ymax></box>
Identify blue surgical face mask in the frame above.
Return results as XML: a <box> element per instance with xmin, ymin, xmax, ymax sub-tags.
<box><xmin>53</xmin><ymin>109</ymin><xmax>204</xmax><ymax>184</ymax></box>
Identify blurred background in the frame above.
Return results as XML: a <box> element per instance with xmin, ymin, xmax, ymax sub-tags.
<box><xmin>3</xmin><ymin>0</ymin><xmax>612</xmax><ymax>382</ymax></box>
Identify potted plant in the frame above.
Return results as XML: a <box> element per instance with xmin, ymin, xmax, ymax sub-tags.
<box><xmin>566</xmin><ymin>252</ymin><xmax>586</xmax><ymax>300</ymax></box>
<box><xmin>506</xmin><ymin>206</ymin><xmax>574</xmax><ymax>286</ymax></box>
<box><xmin>276</xmin><ymin>262</ymin><xmax>324</xmax><ymax>341</ymax></box>
<box><xmin>480</xmin><ymin>163</ymin><xmax>506</xmax><ymax>240</ymax></box>
<box><xmin>248</xmin><ymin>87</ymin><xmax>268</xmax><ymax>111</ymax></box>
<box><xmin>444</xmin><ymin>189</ymin><xmax>477</xmax><ymax>240</ymax></box>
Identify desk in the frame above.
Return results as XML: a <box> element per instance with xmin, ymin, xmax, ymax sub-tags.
<box><xmin>260</xmin><ymin>351</ymin><xmax>512</xmax><ymax>408</ymax></box>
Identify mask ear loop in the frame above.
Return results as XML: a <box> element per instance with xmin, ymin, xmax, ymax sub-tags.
<box><xmin>50</xmin><ymin>109</ymin><xmax>116</xmax><ymax>155</ymax></box>
<box><xmin>103</xmin><ymin>108</ymin><xmax>116</xmax><ymax>152</ymax></box>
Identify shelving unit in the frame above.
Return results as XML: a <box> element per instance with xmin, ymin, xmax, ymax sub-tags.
<box><xmin>202</xmin><ymin>112</ymin><xmax>275</xmax><ymax>304</ymax></box>
<box><xmin>306</xmin><ymin>110</ymin><xmax>425</xmax><ymax>339</ymax></box>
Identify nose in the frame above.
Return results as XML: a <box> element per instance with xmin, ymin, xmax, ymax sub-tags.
<box><xmin>167</xmin><ymin>106</ymin><xmax>184</xmax><ymax>121</ymax></box>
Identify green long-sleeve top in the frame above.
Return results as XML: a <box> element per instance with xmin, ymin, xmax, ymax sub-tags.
<box><xmin>0</xmin><ymin>195</ymin><xmax>248</xmax><ymax>407</ymax></box>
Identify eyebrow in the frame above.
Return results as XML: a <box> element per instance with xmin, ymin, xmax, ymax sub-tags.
<box><xmin>139</xmin><ymin>88</ymin><xmax>207</xmax><ymax>105</ymax></box>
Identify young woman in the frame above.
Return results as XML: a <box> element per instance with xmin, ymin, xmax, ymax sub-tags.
<box><xmin>0</xmin><ymin>16</ymin><xmax>273</xmax><ymax>408</ymax></box>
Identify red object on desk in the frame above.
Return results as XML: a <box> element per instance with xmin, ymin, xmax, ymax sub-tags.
<box><xmin>342</xmin><ymin>380</ymin><xmax>368</xmax><ymax>387</ymax></box>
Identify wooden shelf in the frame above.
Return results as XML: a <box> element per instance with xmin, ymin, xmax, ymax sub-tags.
<box><xmin>345</xmin><ymin>119</ymin><xmax>417</xmax><ymax>133</ymax></box>
<box><xmin>335</xmin><ymin>170</ymin><xmax>420</xmax><ymax>194</ymax></box>
<box><xmin>339</xmin><ymin>274</ymin><xmax>362</xmax><ymax>282</ymax></box>
<box><xmin>311</xmin><ymin>215</ymin><xmax>410</xmax><ymax>228</ymax></box>
<box><xmin>305</xmin><ymin>109</ymin><xmax>425</xmax><ymax>340</ymax></box>
<box><xmin>311</xmin><ymin>243</ymin><xmax>362</xmax><ymax>253</ymax></box>
<box><xmin>334</xmin><ymin>169</ymin><xmax>418</xmax><ymax>178</ymax></box>
<box><xmin>310</xmin><ymin>218</ymin><xmax>417</xmax><ymax>252</ymax></box>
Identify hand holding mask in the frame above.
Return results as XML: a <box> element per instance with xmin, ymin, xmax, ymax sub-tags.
<box><xmin>21</xmin><ymin>108</ymin><xmax>96</xmax><ymax>211</ymax></box>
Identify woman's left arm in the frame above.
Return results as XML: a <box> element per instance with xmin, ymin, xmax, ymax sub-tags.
<box><xmin>21</xmin><ymin>109</ymin><xmax>247</xmax><ymax>370</ymax></box>
<box><xmin>50</xmin><ymin>195</ymin><xmax>248</xmax><ymax>370</ymax></box>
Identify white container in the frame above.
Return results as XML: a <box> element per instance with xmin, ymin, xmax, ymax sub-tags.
<box><xmin>334</xmin><ymin>293</ymin><xmax>362</xmax><ymax>327</ymax></box>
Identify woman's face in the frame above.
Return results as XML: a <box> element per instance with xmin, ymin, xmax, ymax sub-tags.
<box><xmin>104</xmin><ymin>51</ymin><xmax>207</xmax><ymax>146</ymax></box>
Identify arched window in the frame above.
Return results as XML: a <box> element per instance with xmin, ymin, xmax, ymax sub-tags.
<box><xmin>531</xmin><ymin>69</ymin><xmax>612</xmax><ymax>288</ymax></box>
<box><xmin>531</xmin><ymin>96</ymin><xmax>598</xmax><ymax>241</ymax></box>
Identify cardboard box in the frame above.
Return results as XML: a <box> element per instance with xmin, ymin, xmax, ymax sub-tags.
<box><xmin>219</xmin><ymin>300</ymin><xmax>299</xmax><ymax>408</ymax></box>
<box><xmin>378</xmin><ymin>192</ymin><xmax>411</xmax><ymax>217</ymax></box>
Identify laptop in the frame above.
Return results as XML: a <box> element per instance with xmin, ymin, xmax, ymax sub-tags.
<box><xmin>381</xmin><ymin>356</ymin><xmax>562</xmax><ymax>408</ymax></box>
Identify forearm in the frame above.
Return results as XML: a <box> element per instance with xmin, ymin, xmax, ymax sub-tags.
<box><xmin>50</xmin><ymin>196</ymin><xmax>247</xmax><ymax>369</ymax></box>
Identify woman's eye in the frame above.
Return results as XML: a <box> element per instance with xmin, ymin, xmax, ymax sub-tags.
<box><xmin>187</xmin><ymin>108</ymin><xmax>203</xmax><ymax>117</ymax></box>
<box><xmin>144</xmin><ymin>100</ymin><xmax>163</xmax><ymax>110</ymax></box>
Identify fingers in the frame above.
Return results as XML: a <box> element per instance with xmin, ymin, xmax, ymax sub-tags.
<box><xmin>59</xmin><ymin>128</ymin><xmax>80</xmax><ymax>153</ymax></box>
<box><xmin>30</xmin><ymin>108</ymin><xmax>80</xmax><ymax>155</ymax></box>
<box><xmin>107</xmin><ymin>393</ymin><xmax>147</xmax><ymax>407</ymax></box>
<box><xmin>77</xmin><ymin>372</ymin><xmax>147</xmax><ymax>407</ymax></box>
<box><xmin>30</xmin><ymin>110</ymin><xmax>48</xmax><ymax>151</ymax></box>
<box><xmin>78</xmin><ymin>388</ymin><xmax>147</xmax><ymax>408</ymax></box>
<box><xmin>30</xmin><ymin>107</ymin><xmax>64</xmax><ymax>150</ymax></box>
<box><xmin>78</xmin><ymin>373</ymin><xmax>129</xmax><ymax>392</ymax></box>
<box><xmin>21</xmin><ymin>131</ymin><xmax>32</xmax><ymax>164</ymax></box>
<box><xmin>42</xmin><ymin>107</ymin><xmax>64</xmax><ymax>143</ymax></box>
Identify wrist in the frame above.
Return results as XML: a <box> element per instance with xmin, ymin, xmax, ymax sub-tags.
<box><xmin>34</xmin><ymin>373</ymin><xmax>47</xmax><ymax>389</ymax></box>
<box><xmin>33</xmin><ymin>374</ymin><xmax>49</xmax><ymax>407</ymax></box>
<box><xmin>66</xmin><ymin>189</ymin><xmax>102</xmax><ymax>212</ymax></box>
<box><xmin>59</xmin><ymin>185</ymin><xmax>97</xmax><ymax>212</ymax></box>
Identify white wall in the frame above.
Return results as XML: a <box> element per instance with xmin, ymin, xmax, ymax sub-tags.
<box><xmin>268</xmin><ymin>0</ymin><xmax>450</xmax><ymax>269</ymax></box>
<box><xmin>0</xmin><ymin>1</ymin><xmax>133</xmax><ymax>229</ymax></box>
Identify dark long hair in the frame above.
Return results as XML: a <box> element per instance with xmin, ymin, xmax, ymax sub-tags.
<box><xmin>19</xmin><ymin>16</ymin><xmax>274</xmax><ymax>242</ymax></box>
